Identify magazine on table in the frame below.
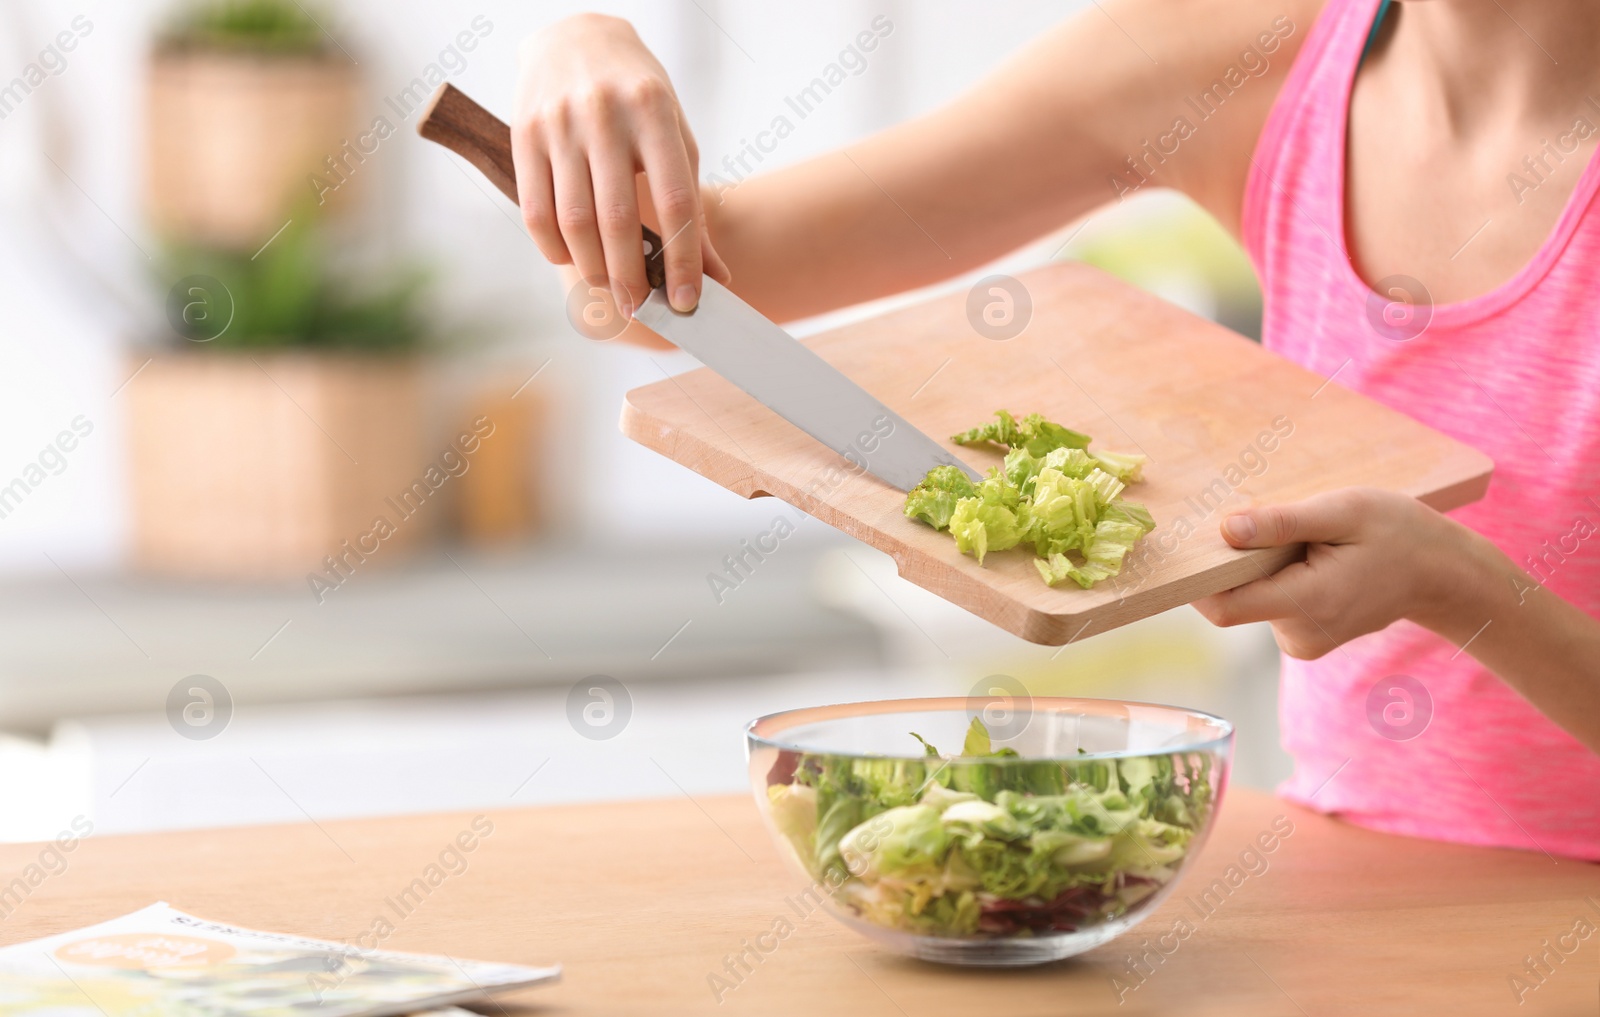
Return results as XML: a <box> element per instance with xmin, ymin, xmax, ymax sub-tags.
<box><xmin>0</xmin><ymin>902</ymin><xmax>560</xmax><ymax>1017</ymax></box>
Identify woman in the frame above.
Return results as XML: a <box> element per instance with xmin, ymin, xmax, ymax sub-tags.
<box><xmin>509</xmin><ymin>0</ymin><xmax>1600</xmax><ymax>858</ymax></box>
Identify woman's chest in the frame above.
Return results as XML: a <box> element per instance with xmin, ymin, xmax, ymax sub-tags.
<box><xmin>1344</xmin><ymin>82</ymin><xmax>1600</xmax><ymax>306</ymax></box>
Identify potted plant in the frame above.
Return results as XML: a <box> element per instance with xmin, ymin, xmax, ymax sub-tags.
<box><xmin>145</xmin><ymin>0</ymin><xmax>360</xmax><ymax>248</ymax></box>
<box><xmin>127</xmin><ymin>214</ymin><xmax>438</xmax><ymax>580</ymax></box>
<box><xmin>132</xmin><ymin>1</ymin><xmax>532</xmax><ymax>581</ymax></box>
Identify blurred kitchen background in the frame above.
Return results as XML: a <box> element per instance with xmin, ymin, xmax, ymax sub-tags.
<box><xmin>0</xmin><ymin>0</ymin><xmax>1279</xmax><ymax>840</ymax></box>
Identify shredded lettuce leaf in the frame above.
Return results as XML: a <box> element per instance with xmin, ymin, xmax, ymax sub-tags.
<box><xmin>946</xmin><ymin>473</ymin><xmax>1028</xmax><ymax>565</ymax></box>
<box><xmin>951</xmin><ymin>409</ymin><xmax>1023</xmax><ymax>449</ymax></box>
<box><xmin>780</xmin><ymin>718</ymin><xmax>1217</xmax><ymax>940</ymax></box>
<box><xmin>903</xmin><ymin>464</ymin><xmax>979</xmax><ymax>531</ymax></box>
<box><xmin>953</xmin><ymin>411</ymin><xmax>1092</xmax><ymax>456</ymax></box>
<box><xmin>910</xmin><ymin>411</ymin><xmax>1154</xmax><ymax>589</ymax></box>
<box><xmin>1090</xmin><ymin>449</ymin><xmax>1147</xmax><ymax>483</ymax></box>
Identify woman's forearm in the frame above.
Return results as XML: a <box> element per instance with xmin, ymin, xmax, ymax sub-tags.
<box><xmin>1419</xmin><ymin>528</ymin><xmax>1600</xmax><ymax>753</ymax></box>
<box><xmin>694</xmin><ymin>0</ymin><xmax>1318</xmax><ymax>323</ymax></box>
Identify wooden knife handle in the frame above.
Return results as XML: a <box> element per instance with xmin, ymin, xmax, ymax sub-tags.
<box><xmin>416</xmin><ymin>82</ymin><xmax>667</xmax><ymax>292</ymax></box>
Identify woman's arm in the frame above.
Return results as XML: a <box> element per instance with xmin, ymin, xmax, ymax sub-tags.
<box><xmin>700</xmin><ymin>0</ymin><xmax>1314</xmax><ymax>320</ymax></box>
<box><xmin>1193</xmin><ymin>490</ymin><xmax>1600</xmax><ymax>755</ymax></box>
<box><xmin>514</xmin><ymin>0</ymin><xmax>1322</xmax><ymax>339</ymax></box>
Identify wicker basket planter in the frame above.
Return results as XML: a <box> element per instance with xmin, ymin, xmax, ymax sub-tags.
<box><xmin>125</xmin><ymin>351</ymin><xmax>427</xmax><ymax>580</ymax></box>
<box><xmin>145</xmin><ymin>49</ymin><xmax>359</xmax><ymax>248</ymax></box>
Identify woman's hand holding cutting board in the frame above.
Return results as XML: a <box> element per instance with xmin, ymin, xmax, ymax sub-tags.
<box><xmin>1198</xmin><ymin>491</ymin><xmax>1600</xmax><ymax>754</ymax></box>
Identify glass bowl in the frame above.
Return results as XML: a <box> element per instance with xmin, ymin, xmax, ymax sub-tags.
<box><xmin>746</xmin><ymin>696</ymin><xmax>1231</xmax><ymax>966</ymax></box>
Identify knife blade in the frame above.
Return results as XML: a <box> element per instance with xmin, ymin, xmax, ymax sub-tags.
<box><xmin>417</xmin><ymin>83</ymin><xmax>980</xmax><ymax>491</ymax></box>
<box><xmin>631</xmin><ymin>279</ymin><xmax>979</xmax><ymax>490</ymax></box>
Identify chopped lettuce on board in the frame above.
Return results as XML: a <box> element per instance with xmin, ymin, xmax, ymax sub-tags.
<box><xmin>903</xmin><ymin>466</ymin><xmax>977</xmax><ymax>531</ymax></box>
<box><xmin>951</xmin><ymin>410</ymin><xmax>1092</xmax><ymax>457</ymax></box>
<box><xmin>770</xmin><ymin>718</ymin><xmax>1216</xmax><ymax>939</ymax></box>
<box><xmin>906</xmin><ymin>411</ymin><xmax>1155</xmax><ymax>589</ymax></box>
<box><xmin>947</xmin><ymin>473</ymin><xmax>1028</xmax><ymax>565</ymax></box>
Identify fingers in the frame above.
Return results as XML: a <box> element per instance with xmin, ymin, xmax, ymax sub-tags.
<box><xmin>1191</xmin><ymin>561</ymin><xmax>1311</xmax><ymax>627</ymax></box>
<box><xmin>589</xmin><ymin>122</ymin><xmax>649</xmax><ymax>318</ymax></box>
<box><xmin>1191</xmin><ymin>561</ymin><xmax>1339</xmax><ymax>659</ymax></box>
<box><xmin>521</xmin><ymin>88</ymin><xmax>712</xmax><ymax>317</ymax></box>
<box><xmin>1220</xmin><ymin>490</ymin><xmax>1366</xmax><ymax>549</ymax></box>
<box><xmin>683</xmin><ymin>117</ymin><xmax>732</xmax><ymax>286</ymax></box>
<box><xmin>637</xmin><ymin>100</ymin><xmax>706</xmax><ymax>310</ymax></box>
<box><xmin>512</xmin><ymin>16</ymin><xmax>717</xmax><ymax>318</ymax></box>
<box><xmin>701</xmin><ymin>221</ymin><xmax>732</xmax><ymax>285</ymax></box>
<box><xmin>549</xmin><ymin>140</ymin><xmax>609</xmax><ymax>299</ymax></box>
<box><xmin>511</xmin><ymin>121</ymin><xmax>570</xmax><ymax>266</ymax></box>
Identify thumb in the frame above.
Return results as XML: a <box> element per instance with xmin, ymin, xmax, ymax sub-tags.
<box><xmin>1220</xmin><ymin>492</ymin><xmax>1361</xmax><ymax>548</ymax></box>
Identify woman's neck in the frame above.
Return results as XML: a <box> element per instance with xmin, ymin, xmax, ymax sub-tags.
<box><xmin>1386</xmin><ymin>1</ymin><xmax>1600</xmax><ymax>131</ymax></box>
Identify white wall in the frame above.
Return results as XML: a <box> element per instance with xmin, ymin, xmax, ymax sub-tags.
<box><xmin>0</xmin><ymin>0</ymin><xmax>1083</xmax><ymax>573</ymax></box>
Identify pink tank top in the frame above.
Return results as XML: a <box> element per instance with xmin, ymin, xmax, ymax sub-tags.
<box><xmin>1243</xmin><ymin>0</ymin><xmax>1600</xmax><ymax>859</ymax></box>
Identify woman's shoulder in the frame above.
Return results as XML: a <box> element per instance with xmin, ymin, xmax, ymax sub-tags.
<box><xmin>1134</xmin><ymin>0</ymin><xmax>1333</xmax><ymax>235</ymax></box>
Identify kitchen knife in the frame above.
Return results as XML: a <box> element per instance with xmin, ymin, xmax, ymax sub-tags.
<box><xmin>417</xmin><ymin>83</ymin><xmax>980</xmax><ymax>491</ymax></box>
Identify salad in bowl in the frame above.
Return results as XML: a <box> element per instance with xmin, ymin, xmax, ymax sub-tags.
<box><xmin>746</xmin><ymin>697</ymin><xmax>1230</xmax><ymax>965</ymax></box>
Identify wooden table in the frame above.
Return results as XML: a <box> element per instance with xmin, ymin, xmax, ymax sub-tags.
<box><xmin>3</xmin><ymin>789</ymin><xmax>1595</xmax><ymax>1015</ymax></box>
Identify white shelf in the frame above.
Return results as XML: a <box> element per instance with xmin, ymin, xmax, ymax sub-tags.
<box><xmin>0</xmin><ymin>536</ymin><xmax>884</xmax><ymax>732</ymax></box>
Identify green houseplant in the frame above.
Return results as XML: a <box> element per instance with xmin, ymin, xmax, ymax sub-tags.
<box><xmin>129</xmin><ymin>208</ymin><xmax>444</xmax><ymax>579</ymax></box>
<box><xmin>159</xmin><ymin>0</ymin><xmax>330</xmax><ymax>54</ymax></box>
<box><xmin>145</xmin><ymin>0</ymin><xmax>359</xmax><ymax>248</ymax></box>
<box><xmin>131</xmin><ymin>0</ymin><xmax>444</xmax><ymax>580</ymax></box>
<box><xmin>162</xmin><ymin>213</ymin><xmax>431</xmax><ymax>353</ymax></box>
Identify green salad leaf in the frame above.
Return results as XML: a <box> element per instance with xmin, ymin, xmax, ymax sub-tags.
<box><xmin>908</xmin><ymin>411</ymin><xmax>1155</xmax><ymax>588</ymax></box>
<box><xmin>961</xmin><ymin>716</ymin><xmax>995</xmax><ymax>757</ymax></box>
<box><xmin>951</xmin><ymin>409</ymin><xmax>1023</xmax><ymax>449</ymax></box>
<box><xmin>772</xmin><ymin>718</ymin><xmax>1217</xmax><ymax>940</ymax></box>
<box><xmin>1090</xmin><ymin>449</ymin><xmax>1147</xmax><ymax>484</ymax></box>
<box><xmin>947</xmin><ymin>474</ymin><xmax>1028</xmax><ymax>565</ymax></box>
<box><xmin>953</xmin><ymin>411</ymin><xmax>1092</xmax><ymax>456</ymax></box>
<box><xmin>903</xmin><ymin>465</ymin><xmax>979</xmax><ymax>531</ymax></box>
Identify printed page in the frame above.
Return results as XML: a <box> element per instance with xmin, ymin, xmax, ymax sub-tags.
<box><xmin>0</xmin><ymin>902</ymin><xmax>560</xmax><ymax>1017</ymax></box>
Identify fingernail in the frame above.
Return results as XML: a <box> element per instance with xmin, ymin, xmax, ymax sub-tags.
<box><xmin>672</xmin><ymin>285</ymin><xmax>698</xmax><ymax>312</ymax></box>
<box><xmin>617</xmin><ymin>297</ymin><xmax>633</xmax><ymax>320</ymax></box>
<box><xmin>1223</xmin><ymin>515</ymin><xmax>1256</xmax><ymax>543</ymax></box>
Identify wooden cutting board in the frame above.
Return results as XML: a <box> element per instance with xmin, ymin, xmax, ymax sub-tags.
<box><xmin>621</xmin><ymin>262</ymin><xmax>1492</xmax><ymax>644</ymax></box>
